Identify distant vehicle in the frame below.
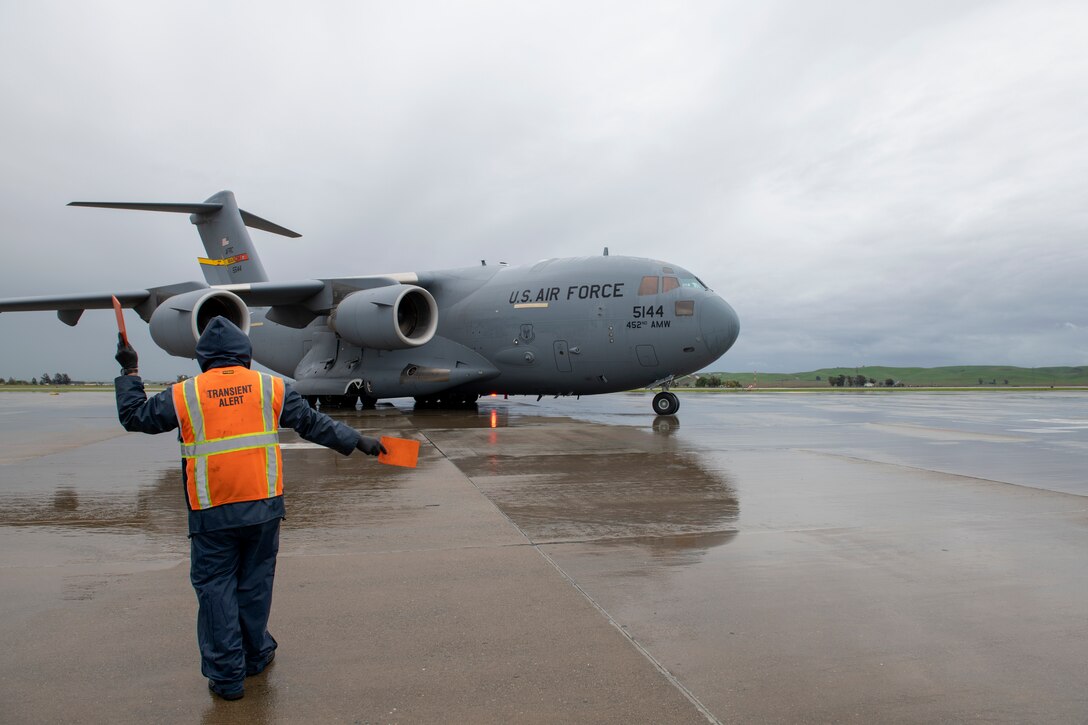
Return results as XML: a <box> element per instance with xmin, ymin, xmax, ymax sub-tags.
<box><xmin>0</xmin><ymin>191</ymin><xmax>739</xmax><ymax>415</ymax></box>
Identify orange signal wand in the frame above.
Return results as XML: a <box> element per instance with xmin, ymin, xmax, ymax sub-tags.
<box><xmin>377</xmin><ymin>436</ymin><xmax>420</xmax><ymax>468</ymax></box>
<box><xmin>111</xmin><ymin>295</ymin><xmax>128</xmax><ymax>346</ymax></box>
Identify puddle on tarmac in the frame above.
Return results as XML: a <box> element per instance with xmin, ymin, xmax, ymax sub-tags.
<box><xmin>463</xmin><ymin>451</ymin><xmax>739</xmax><ymax>545</ymax></box>
<box><xmin>0</xmin><ymin>474</ymin><xmax>189</xmax><ymax>539</ymax></box>
<box><xmin>423</xmin><ymin>410</ymin><xmax>742</xmax><ymax>563</ymax></box>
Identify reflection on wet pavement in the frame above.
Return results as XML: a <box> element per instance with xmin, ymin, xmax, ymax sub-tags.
<box><xmin>422</xmin><ymin>410</ymin><xmax>739</xmax><ymax>565</ymax></box>
<box><xmin>0</xmin><ymin>473</ymin><xmax>187</xmax><ymax>537</ymax></box>
<box><xmin>456</xmin><ymin>452</ymin><xmax>737</xmax><ymax>542</ymax></box>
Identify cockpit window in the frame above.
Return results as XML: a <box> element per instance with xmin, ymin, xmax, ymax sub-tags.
<box><xmin>641</xmin><ymin>273</ymin><xmax>708</xmax><ymax>295</ymax></box>
<box><xmin>675</xmin><ymin>300</ymin><xmax>695</xmax><ymax>316</ymax></box>
<box><xmin>639</xmin><ymin>276</ymin><xmax>659</xmax><ymax>295</ymax></box>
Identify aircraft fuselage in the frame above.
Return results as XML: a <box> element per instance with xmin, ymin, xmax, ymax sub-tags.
<box><xmin>249</xmin><ymin>255</ymin><xmax>739</xmax><ymax>400</ymax></box>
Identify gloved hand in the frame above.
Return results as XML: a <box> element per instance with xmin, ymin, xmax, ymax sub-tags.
<box><xmin>115</xmin><ymin>333</ymin><xmax>138</xmax><ymax>372</ymax></box>
<box><xmin>356</xmin><ymin>435</ymin><xmax>387</xmax><ymax>457</ymax></box>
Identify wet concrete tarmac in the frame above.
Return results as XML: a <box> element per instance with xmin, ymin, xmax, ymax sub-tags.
<box><xmin>1</xmin><ymin>390</ymin><xmax>1086</xmax><ymax>723</ymax></box>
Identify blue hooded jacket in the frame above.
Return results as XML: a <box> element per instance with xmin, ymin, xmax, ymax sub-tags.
<box><xmin>196</xmin><ymin>316</ymin><xmax>253</xmax><ymax>372</ymax></box>
<box><xmin>116</xmin><ymin>316</ymin><xmax>363</xmax><ymax>534</ymax></box>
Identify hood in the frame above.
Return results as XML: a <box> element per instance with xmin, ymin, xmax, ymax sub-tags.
<box><xmin>195</xmin><ymin>316</ymin><xmax>252</xmax><ymax>372</ymax></box>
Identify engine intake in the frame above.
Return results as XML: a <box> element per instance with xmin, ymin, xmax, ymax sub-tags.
<box><xmin>149</xmin><ymin>289</ymin><xmax>250</xmax><ymax>358</ymax></box>
<box><xmin>330</xmin><ymin>285</ymin><xmax>438</xmax><ymax>350</ymax></box>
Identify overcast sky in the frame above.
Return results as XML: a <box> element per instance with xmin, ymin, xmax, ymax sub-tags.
<box><xmin>1</xmin><ymin>0</ymin><xmax>1086</xmax><ymax>381</ymax></box>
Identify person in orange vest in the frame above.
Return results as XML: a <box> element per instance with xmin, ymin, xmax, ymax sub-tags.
<box><xmin>114</xmin><ymin>316</ymin><xmax>387</xmax><ymax>701</ymax></box>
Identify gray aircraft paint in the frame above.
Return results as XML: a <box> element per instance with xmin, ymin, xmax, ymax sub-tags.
<box><xmin>0</xmin><ymin>192</ymin><xmax>739</xmax><ymax>413</ymax></box>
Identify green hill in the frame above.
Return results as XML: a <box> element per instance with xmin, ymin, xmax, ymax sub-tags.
<box><xmin>693</xmin><ymin>366</ymin><xmax>1088</xmax><ymax>388</ymax></box>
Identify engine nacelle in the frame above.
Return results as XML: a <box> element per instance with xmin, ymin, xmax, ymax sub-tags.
<box><xmin>329</xmin><ymin>285</ymin><xmax>438</xmax><ymax>350</ymax></box>
<box><xmin>149</xmin><ymin>289</ymin><xmax>250</xmax><ymax>358</ymax></box>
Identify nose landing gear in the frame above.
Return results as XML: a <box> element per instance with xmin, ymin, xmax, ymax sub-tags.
<box><xmin>652</xmin><ymin>391</ymin><xmax>680</xmax><ymax>415</ymax></box>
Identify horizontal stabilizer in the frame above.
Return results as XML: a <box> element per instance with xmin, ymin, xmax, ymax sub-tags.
<box><xmin>68</xmin><ymin>201</ymin><xmax>221</xmax><ymax>214</ymax></box>
<box><xmin>238</xmin><ymin>210</ymin><xmax>302</xmax><ymax>238</ymax></box>
<box><xmin>68</xmin><ymin>201</ymin><xmax>301</xmax><ymax>238</ymax></box>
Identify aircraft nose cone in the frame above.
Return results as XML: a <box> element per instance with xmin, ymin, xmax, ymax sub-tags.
<box><xmin>701</xmin><ymin>294</ymin><xmax>740</xmax><ymax>358</ymax></box>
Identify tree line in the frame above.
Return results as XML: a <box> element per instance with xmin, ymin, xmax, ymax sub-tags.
<box><xmin>692</xmin><ymin>375</ymin><xmax>742</xmax><ymax>388</ymax></box>
<box><xmin>2</xmin><ymin>372</ymin><xmax>78</xmax><ymax>385</ymax></box>
<box><xmin>827</xmin><ymin>375</ymin><xmax>900</xmax><ymax>387</ymax></box>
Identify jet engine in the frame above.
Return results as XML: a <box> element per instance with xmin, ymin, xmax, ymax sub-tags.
<box><xmin>149</xmin><ymin>289</ymin><xmax>250</xmax><ymax>358</ymax></box>
<box><xmin>329</xmin><ymin>285</ymin><xmax>438</xmax><ymax>350</ymax></box>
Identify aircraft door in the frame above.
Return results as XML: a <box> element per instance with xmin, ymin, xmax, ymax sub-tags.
<box><xmin>553</xmin><ymin>340</ymin><xmax>572</xmax><ymax>372</ymax></box>
<box><xmin>636</xmin><ymin>344</ymin><xmax>659</xmax><ymax>367</ymax></box>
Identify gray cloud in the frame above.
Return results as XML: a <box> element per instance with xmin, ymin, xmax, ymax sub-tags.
<box><xmin>1</xmin><ymin>0</ymin><xmax>1086</xmax><ymax>381</ymax></box>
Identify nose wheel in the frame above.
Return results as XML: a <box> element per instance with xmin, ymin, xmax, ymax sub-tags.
<box><xmin>652</xmin><ymin>391</ymin><xmax>680</xmax><ymax>415</ymax></box>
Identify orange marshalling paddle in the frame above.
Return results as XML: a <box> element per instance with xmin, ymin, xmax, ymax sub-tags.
<box><xmin>111</xmin><ymin>295</ymin><xmax>128</xmax><ymax>346</ymax></box>
<box><xmin>377</xmin><ymin>436</ymin><xmax>420</xmax><ymax>468</ymax></box>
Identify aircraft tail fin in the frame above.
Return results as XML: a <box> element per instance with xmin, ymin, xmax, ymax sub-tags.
<box><xmin>69</xmin><ymin>190</ymin><xmax>300</xmax><ymax>286</ymax></box>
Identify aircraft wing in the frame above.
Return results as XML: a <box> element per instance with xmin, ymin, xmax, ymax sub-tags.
<box><xmin>0</xmin><ymin>276</ymin><xmax>410</xmax><ymax>328</ymax></box>
<box><xmin>213</xmin><ymin>276</ymin><xmax>408</xmax><ymax>328</ymax></box>
<box><xmin>213</xmin><ymin>276</ymin><xmax>407</xmax><ymax>306</ymax></box>
<box><xmin>0</xmin><ymin>289</ymin><xmax>153</xmax><ymax>326</ymax></box>
<box><xmin>0</xmin><ymin>289</ymin><xmax>152</xmax><ymax>312</ymax></box>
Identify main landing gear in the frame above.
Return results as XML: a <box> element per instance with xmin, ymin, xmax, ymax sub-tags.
<box><xmin>652</xmin><ymin>391</ymin><xmax>680</xmax><ymax>415</ymax></box>
<box><xmin>413</xmin><ymin>392</ymin><xmax>480</xmax><ymax>409</ymax></box>
<box><xmin>303</xmin><ymin>394</ymin><xmax>378</xmax><ymax>410</ymax></box>
<box><xmin>317</xmin><ymin>394</ymin><xmax>357</xmax><ymax>410</ymax></box>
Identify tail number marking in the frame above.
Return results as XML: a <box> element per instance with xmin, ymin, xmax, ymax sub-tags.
<box><xmin>632</xmin><ymin>305</ymin><xmax>664</xmax><ymax>319</ymax></box>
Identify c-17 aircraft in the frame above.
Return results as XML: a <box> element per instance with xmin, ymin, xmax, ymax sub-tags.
<box><xmin>0</xmin><ymin>191</ymin><xmax>739</xmax><ymax>415</ymax></box>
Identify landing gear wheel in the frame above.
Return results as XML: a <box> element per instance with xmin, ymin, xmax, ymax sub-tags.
<box><xmin>452</xmin><ymin>393</ymin><xmax>480</xmax><ymax>409</ymax></box>
<box><xmin>652</xmin><ymin>391</ymin><xmax>680</xmax><ymax>415</ymax></box>
<box><xmin>320</xmin><ymin>395</ymin><xmax>358</xmax><ymax>410</ymax></box>
<box><xmin>413</xmin><ymin>393</ymin><xmax>479</xmax><ymax>410</ymax></box>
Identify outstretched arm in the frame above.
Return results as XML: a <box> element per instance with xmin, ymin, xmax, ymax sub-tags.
<box><xmin>279</xmin><ymin>387</ymin><xmax>385</xmax><ymax>456</ymax></box>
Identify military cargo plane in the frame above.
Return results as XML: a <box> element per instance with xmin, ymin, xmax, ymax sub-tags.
<box><xmin>0</xmin><ymin>191</ymin><xmax>739</xmax><ymax>415</ymax></box>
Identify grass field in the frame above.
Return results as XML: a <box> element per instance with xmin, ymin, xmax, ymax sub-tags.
<box><xmin>701</xmin><ymin>366</ymin><xmax>1088</xmax><ymax>388</ymax></box>
<box><xmin>0</xmin><ymin>384</ymin><xmax>168</xmax><ymax>393</ymax></box>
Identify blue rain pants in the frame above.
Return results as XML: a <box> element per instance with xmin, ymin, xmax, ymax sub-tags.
<box><xmin>190</xmin><ymin>517</ymin><xmax>280</xmax><ymax>686</ymax></box>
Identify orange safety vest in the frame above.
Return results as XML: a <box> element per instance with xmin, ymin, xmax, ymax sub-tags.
<box><xmin>172</xmin><ymin>367</ymin><xmax>285</xmax><ymax>511</ymax></box>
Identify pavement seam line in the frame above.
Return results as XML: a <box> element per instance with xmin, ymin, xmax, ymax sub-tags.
<box><xmin>425</xmin><ymin>429</ymin><xmax>721</xmax><ymax>724</ymax></box>
<box><xmin>534</xmin><ymin>544</ymin><xmax>723</xmax><ymax>725</ymax></box>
